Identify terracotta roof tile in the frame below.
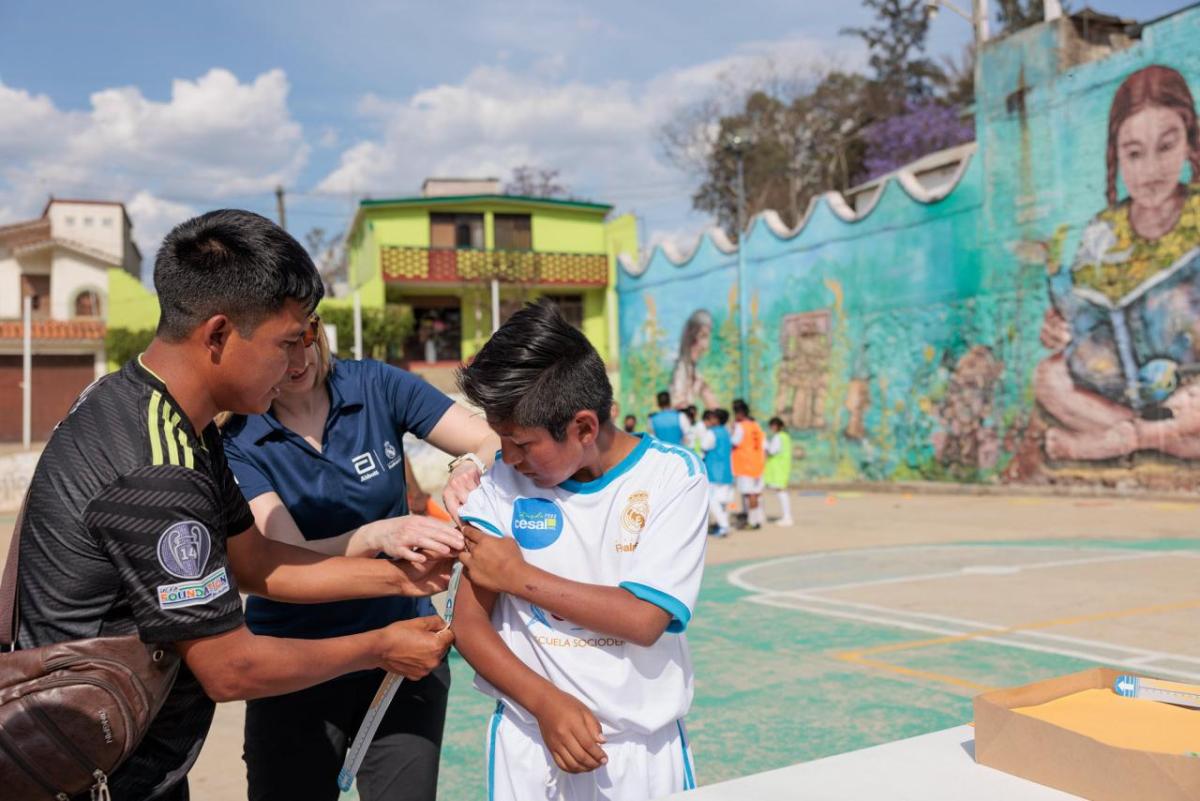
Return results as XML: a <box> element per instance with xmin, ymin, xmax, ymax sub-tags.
<box><xmin>0</xmin><ymin>219</ymin><xmax>51</xmax><ymax>249</ymax></box>
<box><xmin>0</xmin><ymin>319</ymin><xmax>106</xmax><ymax>341</ymax></box>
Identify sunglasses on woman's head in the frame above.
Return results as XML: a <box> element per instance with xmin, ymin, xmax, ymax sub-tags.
<box><xmin>302</xmin><ymin>315</ymin><xmax>321</xmax><ymax>348</ymax></box>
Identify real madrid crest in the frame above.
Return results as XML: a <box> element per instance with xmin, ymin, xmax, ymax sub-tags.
<box><xmin>619</xmin><ymin>490</ymin><xmax>649</xmax><ymax>550</ymax></box>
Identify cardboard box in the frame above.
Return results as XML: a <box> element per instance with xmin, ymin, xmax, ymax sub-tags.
<box><xmin>974</xmin><ymin>667</ymin><xmax>1200</xmax><ymax>801</ymax></box>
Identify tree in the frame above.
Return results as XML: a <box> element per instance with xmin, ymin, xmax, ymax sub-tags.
<box><xmin>861</xmin><ymin>101</ymin><xmax>975</xmax><ymax>180</ymax></box>
<box><xmin>304</xmin><ymin>227</ymin><xmax>346</xmax><ymax>295</ymax></box>
<box><xmin>664</xmin><ymin>71</ymin><xmax>876</xmax><ymax>236</ymax></box>
<box><xmin>505</xmin><ymin>166</ymin><xmax>567</xmax><ymax>198</ymax></box>
<box><xmin>995</xmin><ymin>0</ymin><xmax>1071</xmax><ymax>34</ymax></box>
<box><xmin>842</xmin><ymin>0</ymin><xmax>945</xmax><ymax>114</ymax></box>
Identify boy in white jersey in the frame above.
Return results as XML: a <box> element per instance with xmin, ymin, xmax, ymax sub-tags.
<box><xmin>452</xmin><ymin>300</ymin><xmax>708</xmax><ymax>801</ymax></box>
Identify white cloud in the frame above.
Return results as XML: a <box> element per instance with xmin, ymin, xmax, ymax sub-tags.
<box><xmin>0</xmin><ymin>68</ymin><xmax>307</xmax><ymax>250</ymax></box>
<box><xmin>125</xmin><ymin>191</ymin><xmax>197</xmax><ymax>268</ymax></box>
<box><xmin>317</xmin><ymin>35</ymin><xmax>862</xmax><ymax>248</ymax></box>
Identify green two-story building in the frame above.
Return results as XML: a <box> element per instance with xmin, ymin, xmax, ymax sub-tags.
<box><xmin>344</xmin><ymin>178</ymin><xmax>638</xmax><ymax>387</ymax></box>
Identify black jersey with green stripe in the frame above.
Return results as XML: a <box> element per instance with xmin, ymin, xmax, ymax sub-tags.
<box><xmin>15</xmin><ymin>356</ymin><xmax>254</xmax><ymax>800</ymax></box>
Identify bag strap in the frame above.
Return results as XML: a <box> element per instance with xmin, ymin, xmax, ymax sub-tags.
<box><xmin>0</xmin><ymin>487</ymin><xmax>31</xmax><ymax>650</ymax></box>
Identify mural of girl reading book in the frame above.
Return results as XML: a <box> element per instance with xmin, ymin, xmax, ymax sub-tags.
<box><xmin>1036</xmin><ymin>64</ymin><xmax>1200</xmax><ymax>461</ymax></box>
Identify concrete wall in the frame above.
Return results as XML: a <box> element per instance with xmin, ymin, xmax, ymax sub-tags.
<box><xmin>618</xmin><ymin>7</ymin><xmax>1200</xmax><ymax>490</ymax></box>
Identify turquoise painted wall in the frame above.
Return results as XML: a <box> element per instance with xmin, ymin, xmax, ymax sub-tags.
<box><xmin>619</xmin><ymin>8</ymin><xmax>1200</xmax><ymax>489</ymax></box>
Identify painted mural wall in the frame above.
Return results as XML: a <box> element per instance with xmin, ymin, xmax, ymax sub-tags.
<box><xmin>618</xmin><ymin>8</ymin><xmax>1200</xmax><ymax>490</ymax></box>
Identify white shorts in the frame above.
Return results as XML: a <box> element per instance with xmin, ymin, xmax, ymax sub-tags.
<box><xmin>709</xmin><ymin>483</ymin><xmax>734</xmax><ymax>505</ymax></box>
<box><xmin>735</xmin><ymin>475</ymin><xmax>764</xmax><ymax>495</ymax></box>
<box><xmin>485</xmin><ymin>701</ymin><xmax>697</xmax><ymax>801</ymax></box>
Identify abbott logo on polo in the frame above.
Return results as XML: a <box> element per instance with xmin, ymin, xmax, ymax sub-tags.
<box><xmin>352</xmin><ymin>451</ymin><xmax>380</xmax><ymax>482</ymax></box>
<box><xmin>511</xmin><ymin>497</ymin><xmax>564</xmax><ymax>549</ymax></box>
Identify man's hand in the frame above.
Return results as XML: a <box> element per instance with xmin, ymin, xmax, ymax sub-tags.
<box><xmin>376</xmin><ymin>616</ymin><xmax>454</xmax><ymax>679</ymax></box>
<box><xmin>459</xmin><ymin>526</ymin><xmax>526</xmax><ymax>595</ymax></box>
<box><xmin>533</xmin><ymin>689</ymin><xmax>608</xmax><ymax>774</ymax></box>
<box><xmin>442</xmin><ymin>460</ymin><xmax>483</xmax><ymax>525</ymax></box>
<box><xmin>362</xmin><ymin>515</ymin><xmax>464</xmax><ymax>563</ymax></box>
<box><xmin>393</xmin><ymin>556</ymin><xmax>455</xmax><ymax>596</ymax></box>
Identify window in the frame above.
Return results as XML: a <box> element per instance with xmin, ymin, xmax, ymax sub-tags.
<box><xmin>65</xmin><ymin>216</ymin><xmax>75</xmax><ymax>226</ymax></box>
<box><xmin>544</xmin><ymin>294</ymin><xmax>584</xmax><ymax>330</ymax></box>
<box><xmin>83</xmin><ymin>217</ymin><xmax>94</xmax><ymax>227</ymax></box>
<box><xmin>101</xmin><ymin>217</ymin><xmax>112</xmax><ymax>227</ymax></box>
<box><xmin>494</xmin><ymin>214</ymin><xmax>532</xmax><ymax>250</ymax></box>
<box><xmin>20</xmin><ymin>274</ymin><xmax>50</xmax><ymax>319</ymax></box>
<box><xmin>74</xmin><ymin>290</ymin><xmax>101</xmax><ymax>318</ymax></box>
<box><xmin>430</xmin><ymin>213</ymin><xmax>483</xmax><ymax>250</ymax></box>
<box><xmin>399</xmin><ymin>296</ymin><xmax>462</xmax><ymax>362</ymax></box>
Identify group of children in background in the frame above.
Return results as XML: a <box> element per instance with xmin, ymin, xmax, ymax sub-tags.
<box><xmin>632</xmin><ymin>391</ymin><xmax>794</xmax><ymax>538</ymax></box>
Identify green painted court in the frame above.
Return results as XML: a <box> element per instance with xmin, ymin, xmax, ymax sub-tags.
<box><xmin>431</xmin><ymin>534</ymin><xmax>1200</xmax><ymax>800</ymax></box>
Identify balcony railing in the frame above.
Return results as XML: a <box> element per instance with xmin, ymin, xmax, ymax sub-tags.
<box><xmin>379</xmin><ymin>246</ymin><xmax>608</xmax><ymax>286</ymax></box>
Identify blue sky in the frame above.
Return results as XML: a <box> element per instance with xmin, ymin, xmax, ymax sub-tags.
<box><xmin>0</xmin><ymin>0</ymin><xmax>1189</xmax><ymax>273</ymax></box>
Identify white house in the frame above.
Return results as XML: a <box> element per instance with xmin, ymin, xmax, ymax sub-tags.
<box><xmin>0</xmin><ymin>199</ymin><xmax>141</xmax><ymax>442</ymax></box>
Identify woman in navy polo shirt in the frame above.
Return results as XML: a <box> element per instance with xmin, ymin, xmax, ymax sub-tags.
<box><xmin>221</xmin><ymin>321</ymin><xmax>497</xmax><ymax>801</ymax></box>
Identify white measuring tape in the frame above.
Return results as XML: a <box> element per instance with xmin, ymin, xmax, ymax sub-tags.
<box><xmin>338</xmin><ymin>562</ymin><xmax>465</xmax><ymax>793</ymax></box>
<box><xmin>1113</xmin><ymin>674</ymin><xmax>1200</xmax><ymax>709</ymax></box>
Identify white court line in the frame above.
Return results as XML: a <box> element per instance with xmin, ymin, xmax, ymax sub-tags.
<box><xmin>726</xmin><ymin>544</ymin><xmax>1126</xmax><ymax>594</ymax></box>
<box><xmin>784</xmin><ymin>592</ymin><xmax>1200</xmax><ymax>666</ymax></box>
<box><xmin>732</xmin><ymin>548</ymin><xmax>1158</xmax><ymax>597</ymax></box>
<box><xmin>730</xmin><ymin>545</ymin><xmax>1200</xmax><ymax>683</ymax></box>
<box><xmin>747</xmin><ymin>595</ymin><xmax>1200</xmax><ymax>683</ymax></box>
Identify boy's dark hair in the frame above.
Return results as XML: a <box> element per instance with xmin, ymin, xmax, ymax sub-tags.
<box><xmin>623</xmin><ymin>414</ymin><xmax>637</xmax><ymax>425</ymax></box>
<box><xmin>656</xmin><ymin>391</ymin><xmax>671</xmax><ymax>409</ymax></box>
<box><xmin>458</xmin><ymin>299</ymin><xmax>612</xmax><ymax>440</ymax></box>
<box><xmin>769</xmin><ymin>416</ymin><xmax>785</xmax><ymax>428</ymax></box>
<box><xmin>154</xmin><ymin>209</ymin><xmax>324</xmax><ymax>341</ymax></box>
<box><xmin>715</xmin><ymin>408</ymin><xmax>730</xmax><ymax>425</ymax></box>
<box><xmin>732</xmin><ymin>398</ymin><xmax>751</xmax><ymax>418</ymax></box>
<box><xmin>702</xmin><ymin>409</ymin><xmax>719</xmax><ymax>423</ymax></box>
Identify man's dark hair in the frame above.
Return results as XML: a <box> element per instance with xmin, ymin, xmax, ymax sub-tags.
<box><xmin>769</xmin><ymin>416</ymin><xmax>785</xmax><ymax>428</ymax></box>
<box><xmin>154</xmin><ymin>209</ymin><xmax>324</xmax><ymax>341</ymax></box>
<box><xmin>656</xmin><ymin>391</ymin><xmax>671</xmax><ymax>409</ymax></box>
<box><xmin>458</xmin><ymin>299</ymin><xmax>612</xmax><ymax>440</ymax></box>
<box><xmin>624</xmin><ymin>414</ymin><xmax>637</xmax><ymax>425</ymax></box>
<box><xmin>715</xmin><ymin>408</ymin><xmax>730</xmax><ymax>425</ymax></box>
<box><xmin>732</xmin><ymin>398</ymin><xmax>751</xmax><ymax>418</ymax></box>
<box><xmin>702</xmin><ymin>409</ymin><xmax>719</xmax><ymax>424</ymax></box>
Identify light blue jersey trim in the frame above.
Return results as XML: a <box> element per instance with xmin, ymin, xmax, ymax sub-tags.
<box><xmin>461</xmin><ymin>515</ymin><xmax>504</xmax><ymax>537</ymax></box>
<box><xmin>619</xmin><ymin>581</ymin><xmax>692</xmax><ymax>633</ymax></box>
<box><xmin>487</xmin><ymin>701</ymin><xmax>504</xmax><ymax>801</ymax></box>
<box><xmin>677</xmin><ymin>720</ymin><xmax>696</xmax><ymax>790</ymax></box>
<box><xmin>557</xmin><ymin>434</ymin><xmax>651</xmax><ymax>494</ymax></box>
<box><xmin>645</xmin><ymin>436</ymin><xmax>703</xmax><ymax>477</ymax></box>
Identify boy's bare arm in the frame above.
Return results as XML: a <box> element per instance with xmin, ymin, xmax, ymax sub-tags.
<box><xmin>451</xmin><ymin>572</ymin><xmax>608</xmax><ymax>773</ymax></box>
<box><xmin>460</xmin><ymin>526</ymin><xmax>672</xmax><ymax>647</ymax></box>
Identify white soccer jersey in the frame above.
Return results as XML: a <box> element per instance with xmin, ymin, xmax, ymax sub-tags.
<box><xmin>459</xmin><ymin>434</ymin><xmax>708</xmax><ymax>736</ymax></box>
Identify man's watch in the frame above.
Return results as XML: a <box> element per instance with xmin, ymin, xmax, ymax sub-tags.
<box><xmin>448</xmin><ymin>452</ymin><xmax>487</xmax><ymax>476</ymax></box>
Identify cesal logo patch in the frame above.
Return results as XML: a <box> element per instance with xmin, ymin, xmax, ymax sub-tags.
<box><xmin>156</xmin><ymin>520</ymin><xmax>211</xmax><ymax>579</ymax></box>
<box><xmin>510</xmin><ymin>497</ymin><xmax>564</xmax><ymax>549</ymax></box>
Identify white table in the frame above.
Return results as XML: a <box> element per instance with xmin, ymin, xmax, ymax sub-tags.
<box><xmin>661</xmin><ymin>725</ymin><xmax>1083</xmax><ymax>800</ymax></box>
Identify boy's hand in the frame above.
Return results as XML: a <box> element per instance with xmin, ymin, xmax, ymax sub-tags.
<box><xmin>460</xmin><ymin>526</ymin><xmax>526</xmax><ymax>594</ymax></box>
<box><xmin>533</xmin><ymin>689</ymin><xmax>608</xmax><ymax>774</ymax></box>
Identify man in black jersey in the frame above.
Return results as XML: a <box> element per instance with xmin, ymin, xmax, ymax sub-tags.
<box><xmin>12</xmin><ymin>209</ymin><xmax>454</xmax><ymax>800</ymax></box>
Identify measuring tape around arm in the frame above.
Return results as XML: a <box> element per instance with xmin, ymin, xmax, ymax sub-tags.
<box><xmin>337</xmin><ymin>562</ymin><xmax>465</xmax><ymax>793</ymax></box>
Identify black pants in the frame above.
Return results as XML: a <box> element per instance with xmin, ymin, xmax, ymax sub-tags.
<box><xmin>243</xmin><ymin>662</ymin><xmax>450</xmax><ymax>801</ymax></box>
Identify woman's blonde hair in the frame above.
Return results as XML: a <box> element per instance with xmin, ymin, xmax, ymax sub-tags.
<box><xmin>215</xmin><ymin>317</ymin><xmax>334</xmax><ymax>429</ymax></box>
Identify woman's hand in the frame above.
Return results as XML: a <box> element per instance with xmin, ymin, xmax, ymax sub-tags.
<box><xmin>1040</xmin><ymin>308</ymin><xmax>1072</xmax><ymax>352</ymax></box>
<box><xmin>442</xmin><ymin>460</ymin><xmax>483</xmax><ymax>525</ymax></box>
<box><xmin>360</xmin><ymin>515</ymin><xmax>464</xmax><ymax>563</ymax></box>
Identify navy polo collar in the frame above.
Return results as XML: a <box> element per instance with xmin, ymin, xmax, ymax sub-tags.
<box><xmin>243</xmin><ymin>358</ymin><xmax>365</xmax><ymax>445</ymax></box>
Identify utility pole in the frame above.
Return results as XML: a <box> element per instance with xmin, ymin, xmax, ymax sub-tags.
<box><xmin>275</xmin><ymin>185</ymin><xmax>287</xmax><ymax>230</ymax></box>
<box><xmin>22</xmin><ymin>294</ymin><xmax>32</xmax><ymax>450</ymax></box>
<box><xmin>724</xmin><ymin>128</ymin><xmax>752</xmax><ymax>403</ymax></box>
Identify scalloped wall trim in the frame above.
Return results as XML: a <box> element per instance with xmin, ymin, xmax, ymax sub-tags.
<box><xmin>621</xmin><ymin>143</ymin><xmax>977</xmax><ymax>278</ymax></box>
